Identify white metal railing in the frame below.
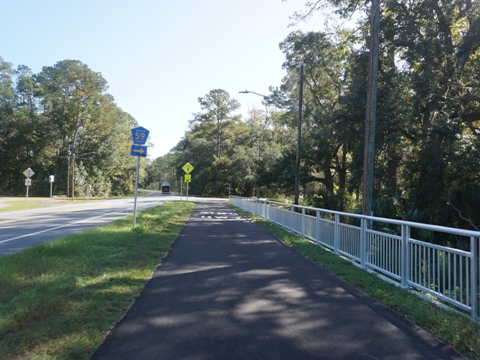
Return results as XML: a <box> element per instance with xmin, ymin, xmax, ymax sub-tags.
<box><xmin>230</xmin><ymin>196</ymin><xmax>480</xmax><ymax>321</ymax></box>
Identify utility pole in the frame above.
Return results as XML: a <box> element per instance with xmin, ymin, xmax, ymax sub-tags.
<box><xmin>294</xmin><ymin>64</ymin><xmax>304</xmax><ymax>206</ymax></box>
<box><xmin>362</xmin><ymin>0</ymin><xmax>380</xmax><ymax>216</ymax></box>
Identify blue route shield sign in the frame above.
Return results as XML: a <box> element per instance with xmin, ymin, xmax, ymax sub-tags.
<box><xmin>131</xmin><ymin>145</ymin><xmax>147</xmax><ymax>157</ymax></box>
<box><xmin>131</xmin><ymin>126</ymin><xmax>150</xmax><ymax>145</ymax></box>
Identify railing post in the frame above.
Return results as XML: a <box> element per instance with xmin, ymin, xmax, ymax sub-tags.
<box><xmin>360</xmin><ymin>218</ymin><xmax>366</xmax><ymax>268</ymax></box>
<box><xmin>290</xmin><ymin>205</ymin><xmax>295</xmax><ymax>232</ymax></box>
<box><xmin>401</xmin><ymin>224</ymin><xmax>409</xmax><ymax>288</ymax></box>
<box><xmin>282</xmin><ymin>204</ymin><xmax>285</xmax><ymax>227</ymax></box>
<box><xmin>471</xmin><ymin>236</ymin><xmax>479</xmax><ymax>320</ymax></box>
<box><xmin>316</xmin><ymin>210</ymin><xmax>321</xmax><ymax>244</ymax></box>
<box><xmin>405</xmin><ymin>225</ymin><xmax>411</xmax><ymax>289</ymax></box>
<box><xmin>301</xmin><ymin>208</ymin><xmax>306</xmax><ymax>237</ymax></box>
<box><xmin>334</xmin><ymin>213</ymin><xmax>340</xmax><ymax>254</ymax></box>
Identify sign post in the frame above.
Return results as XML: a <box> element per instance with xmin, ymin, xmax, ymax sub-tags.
<box><xmin>180</xmin><ymin>176</ymin><xmax>183</xmax><ymax>200</ymax></box>
<box><xmin>130</xmin><ymin>126</ymin><xmax>150</xmax><ymax>227</ymax></box>
<box><xmin>23</xmin><ymin>168</ymin><xmax>35</xmax><ymax>203</ymax></box>
<box><xmin>133</xmin><ymin>157</ymin><xmax>140</xmax><ymax>227</ymax></box>
<box><xmin>182</xmin><ymin>163</ymin><xmax>194</xmax><ymax>201</ymax></box>
<box><xmin>184</xmin><ymin>174</ymin><xmax>192</xmax><ymax>201</ymax></box>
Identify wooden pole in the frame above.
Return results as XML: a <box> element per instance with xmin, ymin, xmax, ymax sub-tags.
<box><xmin>362</xmin><ymin>0</ymin><xmax>380</xmax><ymax>216</ymax></box>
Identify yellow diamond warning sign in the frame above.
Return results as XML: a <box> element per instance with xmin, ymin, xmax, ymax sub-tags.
<box><xmin>182</xmin><ymin>162</ymin><xmax>194</xmax><ymax>174</ymax></box>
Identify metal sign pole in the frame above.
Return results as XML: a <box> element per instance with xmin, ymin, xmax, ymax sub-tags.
<box><xmin>180</xmin><ymin>176</ymin><xmax>183</xmax><ymax>200</ymax></box>
<box><xmin>133</xmin><ymin>157</ymin><xmax>140</xmax><ymax>227</ymax></box>
<box><xmin>49</xmin><ymin>175</ymin><xmax>55</xmax><ymax>206</ymax></box>
<box><xmin>129</xmin><ymin>126</ymin><xmax>149</xmax><ymax>228</ymax></box>
<box><xmin>23</xmin><ymin>168</ymin><xmax>34</xmax><ymax>203</ymax></box>
<box><xmin>181</xmin><ymin>163</ymin><xmax>194</xmax><ymax>202</ymax></box>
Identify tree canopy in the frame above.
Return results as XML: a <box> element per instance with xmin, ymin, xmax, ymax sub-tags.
<box><xmin>2</xmin><ymin>0</ymin><xmax>479</xmax><ymax>241</ymax></box>
<box><xmin>0</xmin><ymin>58</ymin><xmax>143</xmax><ymax>197</ymax></box>
<box><xmin>151</xmin><ymin>0</ymin><xmax>480</xmax><ymax>243</ymax></box>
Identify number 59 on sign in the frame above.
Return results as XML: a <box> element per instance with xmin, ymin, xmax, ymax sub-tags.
<box><xmin>131</xmin><ymin>126</ymin><xmax>150</xmax><ymax>145</ymax></box>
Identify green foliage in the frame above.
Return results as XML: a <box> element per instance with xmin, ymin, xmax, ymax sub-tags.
<box><xmin>260</xmin><ymin>0</ymin><xmax>480</xmax><ymax>241</ymax></box>
<box><xmin>0</xmin><ymin>59</ymin><xmax>141</xmax><ymax>197</ymax></box>
<box><xmin>2</xmin><ymin>0</ymin><xmax>468</xmax><ymax>239</ymax></box>
<box><xmin>132</xmin><ymin>0</ymin><xmax>480</xmax><ymax>253</ymax></box>
<box><xmin>147</xmin><ymin>0</ymin><xmax>480</xmax><ymax>240</ymax></box>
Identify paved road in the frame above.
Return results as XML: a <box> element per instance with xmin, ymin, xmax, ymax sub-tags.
<box><xmin>0</xmin><ymin>192</ymin><xmax>175</xmax><ymax>256</ymax></box>
<box><xmin>92</xmin><ymin>200</ymin><xmax>464</xmax><ymax>360</ymax></box>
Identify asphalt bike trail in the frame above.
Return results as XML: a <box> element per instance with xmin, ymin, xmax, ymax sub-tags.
<box><xmin>92</xmin><ymin>200</ymin><xmax>464</xmax><ymax>360</ymax></box>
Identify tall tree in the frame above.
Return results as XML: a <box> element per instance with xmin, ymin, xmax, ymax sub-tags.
<box><xmin>189</xmin><ymin>89</ymin><xmax>241</xmax><ymax>196</ymax></box>
<box><xmin>34</xmin><ymin>60</ymin><xmax>138</xmax><ymax>197</ymax></box>
<box><xmin>293</xmin><ymin>0</ymin><xmax>480</xmax><ymax>231</ymax></box>
<box><xmin>275</xmin><ymin>29</ymin><xmax>355</xmax><ymax>209</ymax></box>
<box><xmin>392</xmin><ymin>0</ymin><xmax>480</xmax><ymax>227</ymax></box>
<box><xmin>0</xmin><ymin>57</ymin><xmax>21</xmax><ymax>193</ymax></box>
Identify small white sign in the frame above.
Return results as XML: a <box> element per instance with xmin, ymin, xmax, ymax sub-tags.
<box><xmin>25</xmin><ymin>178</ymin><xmax>31</xmax><ymax>186</ymax></box>
<box><xmin>49</xmin><ymin>175</ymin><xmax>55</xmax><ymax>183</ymax></box>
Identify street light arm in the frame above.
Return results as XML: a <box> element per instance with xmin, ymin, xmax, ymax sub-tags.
<box><xmin>239</xmin><ymin>90</ymin><xmax>267</xmax><ymax>99</ymax></box>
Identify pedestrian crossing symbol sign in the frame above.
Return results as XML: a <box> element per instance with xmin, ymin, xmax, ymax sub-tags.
<box><xmin>182</xmin><ymin>162</ymin><xmax>194</xmax><ymax>174</ymax></box>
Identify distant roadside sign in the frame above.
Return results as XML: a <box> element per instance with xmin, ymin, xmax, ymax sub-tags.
<box><xmin>182</xmin><ymin>162</ymin><xmax>194</xmax><ymax>174</ymax></box>
<box><xmin>131</xmin><ymin>126</ymin><xmax>150</xmax><ymax>145</ymax></box>
<box><xmin>23</xmin><ymin>167</ymin><xmax>35</xmax><ymax>178</ymax></box>
<box><xmin>184</xmin><ymin>174</ymin><xmax>191</xmax><ymax>183</ymax></box>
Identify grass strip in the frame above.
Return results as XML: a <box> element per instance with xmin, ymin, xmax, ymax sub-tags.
<box><xmin>0</xmin><ymin>201</ymin><xmax>195</xmax><ymax>360</ymax></box>
<box><xmin>0</xmin><ymin>199</ymin><xmax>58</xmax><ymax>212</ymax></box>
<box><xmin>0</xmin><ymin>193</ymin><xmax>148</xmax><ymax>213</ymax></box>
<box><xmin>231</xmin><ymin>205</ymin><xmax>480</xmax><ymax>360</ymax></box>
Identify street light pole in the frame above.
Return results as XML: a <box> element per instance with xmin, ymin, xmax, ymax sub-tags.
<box><xmin>239</xmin><ymin>90</ymin><xmax>268</xmax><ymax>199</ymax></box>
<box><xmin>294</xmin><ymin>64</ymin><xmax>304</xmax><ymax>206</ymax></box>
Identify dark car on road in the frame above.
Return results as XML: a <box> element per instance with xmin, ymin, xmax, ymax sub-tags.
<box><xmin>161</xmin><ymin>182</ymin><xmax>170</xmax><ymax>194</ymax></box>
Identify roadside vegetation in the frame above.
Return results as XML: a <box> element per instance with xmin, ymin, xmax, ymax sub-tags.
<box><xmin>0</xmin><ymin>201</ymin><xmax>195</xmax><ymax>359</ymax></box>
<box><xmin>2</xmin><ymin>1</ymin><xmax>478</xmax><ymax>240</ymax></box>
<box><xmin>231</xmin><ymin>205</ymin><xmax>480</xmax><ymax>359</ymax></box>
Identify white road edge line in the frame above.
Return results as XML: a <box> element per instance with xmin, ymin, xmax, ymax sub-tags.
<box><xmin>0</xmin><ymin>211</ymin><xmax>127</xmax><ymax>244</ymax></box>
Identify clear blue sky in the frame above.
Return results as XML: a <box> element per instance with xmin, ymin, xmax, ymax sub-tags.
<box><xmin>3</xmin><ymin>1</ymin><xmax>320</xmax><ymax>159</ymax></box>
